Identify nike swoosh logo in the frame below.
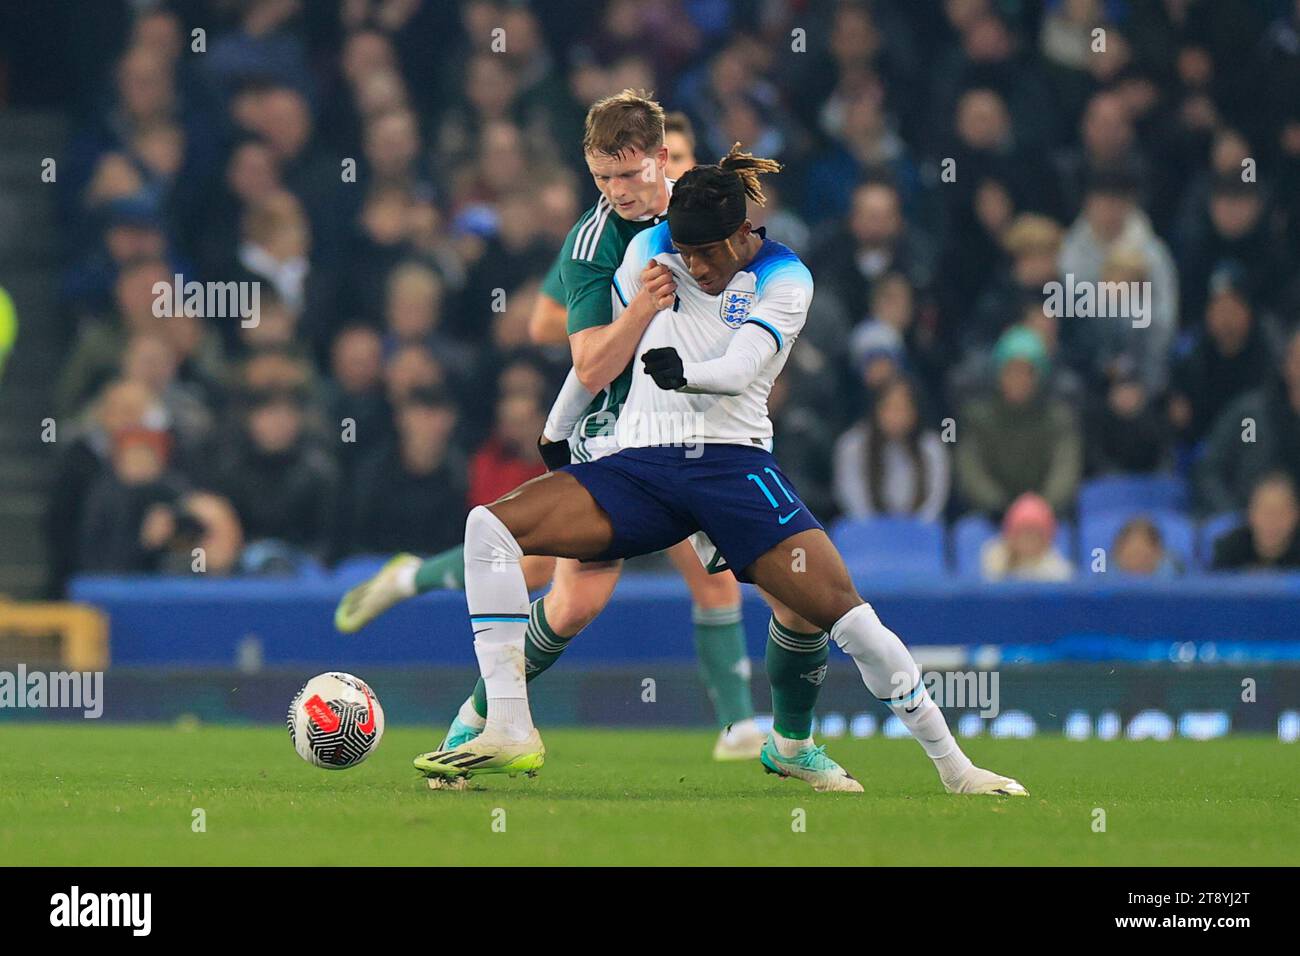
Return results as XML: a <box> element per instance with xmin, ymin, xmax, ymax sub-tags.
<box><xmin>472</xmin><ymin>627</ymin><xmax>491</xmax><ymax>635</ymax></box>
<box><xmin>356</xmin><ymin>685</ymin><xmax>376</xmax><ymax>735</ymax></box>
<box><xmin>778</xmin><ymin>508</ymin><xmax>803</xmax><ymax>525</ymax></box>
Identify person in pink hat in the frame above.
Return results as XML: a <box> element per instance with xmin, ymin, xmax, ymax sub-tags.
<box><xmin>980</xmin><ymin>492</ymin><xmax>1074</xmax><ymax>582</ymax></box>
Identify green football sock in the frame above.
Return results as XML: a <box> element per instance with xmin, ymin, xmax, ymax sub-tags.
<box><xmin>414</xmin><ymin>545</ymin><xmax>465</xmax><ymax>593</ymax></box>
<box><xmin>470</xmin><ymin>597</ymin><xmax>573</xmax><ymax>719</ymax></box>
<box><xmin>764</xmin><ymin>616</ymin><xmax>829</xmax><ymax>740</ymax></box>
<box><xmin>693</xmin><ymin>603</ymin><xmax>755</xmax><ymax>728</ymax></box>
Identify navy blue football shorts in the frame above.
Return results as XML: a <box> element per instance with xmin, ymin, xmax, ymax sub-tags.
<box><xmin>559</xmin><ymin>443</ymin><xmax>824</xmax><ymax>583</ymax></box>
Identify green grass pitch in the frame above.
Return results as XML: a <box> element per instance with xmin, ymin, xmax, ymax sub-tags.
<box><xmin>1</xmin><ymin>724</ymin><xmax>1297</xmax><ymax>866</ymax></box>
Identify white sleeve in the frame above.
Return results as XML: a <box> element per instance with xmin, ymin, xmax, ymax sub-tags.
<box><xmin>678</xmin><ymin>261</ymin><xmax>814</xmax><ymax>396</ymax></box>
<box><xmin>679</xmin><ymin>323</ymin><xmax>778</xmax><ymax>396</ymax></box>
<box><xmin>741</xmin><ymin>261</ymin><xmax>814</xmax><ymax>349</ymax></box>
<box><xmin>543</xmin><ymin>366</ymin><xmax>594</xmax><ymax>443</ymax></box>
<box><xmin>609</xmin><ymin>228</ymin><xmax>652</xmax><ymax>320</ymax></box>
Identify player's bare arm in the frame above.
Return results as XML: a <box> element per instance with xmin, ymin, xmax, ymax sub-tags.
<box><xmin>569</xmin><ymin>260</ymin><xmax>675</xmax><ymax>391</ymax></box>
<box><xmin>527</xmin><ymin>289</ymin><xmax>570</xmax><ymax>346</ymax></box>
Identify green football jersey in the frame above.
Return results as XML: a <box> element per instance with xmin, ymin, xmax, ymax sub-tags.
<box><xmin>539</xmin><ymin>252</ymin><xmax>564</xmax><ymax>303</ymax></box>
<box><xmin>556</xmin><ymin>195</ymin><xmax>667</xmax><ymax>461</ymax></box>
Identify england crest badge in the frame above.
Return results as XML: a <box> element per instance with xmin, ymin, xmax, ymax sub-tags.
<box><xmin>719</xmin><ymin>288</ymin><xmax>755</xmax><ymax>328</ymax></box>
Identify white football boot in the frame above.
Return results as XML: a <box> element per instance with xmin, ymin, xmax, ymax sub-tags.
<box><xmin>943</xmin><ymin>765</ymin><xmax>1029</xmax><ymax>796</ymax></box>
<box><xmin>334</xmin><ymin>553</ymin><xmax>420</xmax><ymax>633</ymax></box>
<box><xmin>712</xmin><ymin>719</ymin><xmax>766</xmax><ymax>761</ymax></box>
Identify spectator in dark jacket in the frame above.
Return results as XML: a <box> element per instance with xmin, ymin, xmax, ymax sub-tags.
<box><xmin>1176</xmin><ymin>174</ymin><xmax>1295</xmax><ymax>327</ymax></box>
<box><xmin>46</xmin><ymin>380</ymin><xmax>161</xmax><ymax>592</ymax></box>
<box><xmin>348</xmin><ymin>386</ymin><xmax>468</xmax><ymax>555</ymax></box>
<box><xmin>77</xmin><ymin>427</ymin><xmax>185</xmax><ymax>573</ymax></box>
<box><xmin>325</xmin><ymin>325</ymin><xmax>391</xmax><ymax>480</ymax></box>
<box><xmin>1212</xmin><ymin>472</ymin><xmax>1300</xmax><ymax>571</ymax></box>
<box><xmin>1168</xmin><ymin>269</ymin><xmax>1275</xmax><ymax>444</ymax></box>
<box><xmin>212</xmin><ymin>388</ymin><xmax>338</xmax><ymax>559</ymax></box>
<box><xmin>1196</xmin><ymin>329</ymin><xmax>1300</xmax><ymax>514</ymax></box>
<box><xmin>807</xmin><ymin>180</ymin><xmax>936</xmax><ymax>322</ymax></box>
<box><xmin>1085</xmin><ymin>355</ymin><xmax>1171</xmax><ymax>475</ymax></box>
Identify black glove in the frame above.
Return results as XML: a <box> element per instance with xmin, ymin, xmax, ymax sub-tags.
<box><xmin>642</xmin><ymin>347</ymin><xmax>687</xmax><ymax>390</ymax></box>
<box><xmin>538</xmin><ymin>436</ymin><xmax>571</xmax><ymax>471</ymax></box>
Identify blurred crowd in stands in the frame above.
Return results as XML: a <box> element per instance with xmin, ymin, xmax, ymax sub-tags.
<box><xmin>39</xmin><ymin>0</ymin><xmax>1300</xmax><ymax>592</ymax></box>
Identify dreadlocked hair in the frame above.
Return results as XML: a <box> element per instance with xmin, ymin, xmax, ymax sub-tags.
<box><xmin>718</xmin><ymin>143</ymin><xmax>782</xmax><ymax>205</ymax></box>
<box><xmin>675</xmin><ymin>142</ymin><xmax>783</xmax><ymax>209</ymax></box>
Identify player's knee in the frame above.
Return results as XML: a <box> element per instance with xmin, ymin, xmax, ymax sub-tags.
<box><xmin>521</xmin><ymin>555</ymin><xmax>556</xmax><ymax>592</ymax></box>
<box><xmin>686</xmin><ymin>570</ymin><xmax>740</xmax><ymax>609</ymax></box>
<box><xmin>544</xmin><ymin>582</ymin><xmax>605</xmax><ymax>635</ymax></box>
<box><xmin>466</xmin><ymin>505</ymin><xmax>521</xmax><ymax>560</ymax></box>
<box><xmin>771</xmin><ymin>603</ymin><xmax>819</xmax><ymax>635</ymax></box>
<box><xmin>827</xmin><ymin>601</ymin><xmax>886</xmax><ymax>658</ymax></box>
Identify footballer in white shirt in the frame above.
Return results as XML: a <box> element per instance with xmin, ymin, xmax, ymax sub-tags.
<box><xmin>416</xmin><ymin>146</ymin><xmax>1026</xmax><ymax>800</ymax></box>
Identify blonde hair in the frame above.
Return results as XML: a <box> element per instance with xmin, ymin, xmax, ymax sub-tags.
<box><xmin>583</xmin><ymin>89</ymin><xmax>665</xmax><ymax>157</ymax></box>
<box><xmin>1003</xmin><ymin>213</ymin><xmax>1064</xmax><ymax>256</ymax></box>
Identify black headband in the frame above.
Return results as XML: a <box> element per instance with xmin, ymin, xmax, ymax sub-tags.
<box><xmin>667</xmin><ymin>170</ymin><xmax>747</xmax><ymax>246</ymax></box>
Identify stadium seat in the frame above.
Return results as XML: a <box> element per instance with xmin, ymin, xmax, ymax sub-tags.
<box><xmin>1198</xmin><ymin>512</ymin><xmax>1244</xmax><ymax>567</ymax></box>
<box><xmin>952</xmin><ymin>514</ymin><xmax>997</xmax><ymax>577</ymax></box>
<box><xmin>1078</xmin><ymin>474</ymin><xmax>1189</xmax><ymax>518</ymax></box>
<box><xmin>1076</xmin><ymin>509</ymin><xmax>1197</xmax><ymax>572</ymax></box>
<box><xmin>829</xmin><ymin>516</ymin><xmax>945</xmax><ymax>578</ymax></box>
<box><xmin>951</xmin><ymin>513</ymin><xmax>1075</xmax><ymax>577</ymax></box>
<box><xmin>332</xmin><ymin>554</ymin><xmax>392</xmax><ymax>586</ymax></box>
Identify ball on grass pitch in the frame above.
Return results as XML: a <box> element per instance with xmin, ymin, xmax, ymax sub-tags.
<box><xmin>287</xmin><ymin>672</ymin><xmax>384</xmax><ymax>769</ymax></box>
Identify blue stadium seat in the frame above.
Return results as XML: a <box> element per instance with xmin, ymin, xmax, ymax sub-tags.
<box><xmin>332</xmin><ymin>554</ymin><xmax>392</xmax><ymax>586</ymax></box>
<box><xmin>952</xmin><ymin>514</ymin><xmax>997</xmax><ymax>577</ymax></box>
<box><xmin>829</xmin><ymin>516</ymin><xmax>945</xmax><ymax>578</ymax></box>
<box><xmin>1198</xmin><ymin>512</ymin><xmax>1244</xmax><ymax>567</ymax></box>
<box><xmin>951</xmin><ymin>513</ymin><xmax>1075</xmax><ymax>577</ymax></box>
<box><xmin>1078</xmin><ymin>474</ymin><xmax>1188</xmax><ymax>518</ymax></box>
<box><xmin>1077</xmin><ymin>509</ymin><xmax>1196</xmax><ymax>571</ymax></box>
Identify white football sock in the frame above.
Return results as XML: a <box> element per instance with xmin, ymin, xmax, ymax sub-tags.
<box><xmin>392</xmin><ymin>558</ymin><xmax>418</xmax><ymax>598</ymax></box>
<box><xmin>772</xmin><ymin>730</ymin><xmax>812</xmax><ymax>757</ymax></box>
<box><xmin>829</xmin><ymin>603</ymin><xmax>967</xmax><ymax>768</ymax></box>
<box><xmin>457</xmin><ymin>696</ymin><xmax>486</xmax><ymax>731</ymax></box>
<box><xmin>464</xmin><ymin>505</ymin><xmax>534</xmax><ymax>741</ymax></box>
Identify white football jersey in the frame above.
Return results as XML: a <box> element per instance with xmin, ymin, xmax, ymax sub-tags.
<box><xmin>610</xmin><ymin>222</ymin><xmax>813</xmax><ymax>450</ymax></box>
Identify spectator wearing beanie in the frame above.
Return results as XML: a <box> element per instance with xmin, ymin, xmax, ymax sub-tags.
<box><xmin>956</xmin><ymin>327</ymin><xmax>1082</xmax><ymax>515</ymax></box>
<box><xmin>980</xmin><ymin>492</ymin><xmax>1074</xmax><ymax>582</ymax></box>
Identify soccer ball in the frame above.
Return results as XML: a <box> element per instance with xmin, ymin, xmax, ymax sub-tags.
<box><xmin>287</xmin><ymin>672</ymin><xmax>384</xmax><ymax>769</ymax></box>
